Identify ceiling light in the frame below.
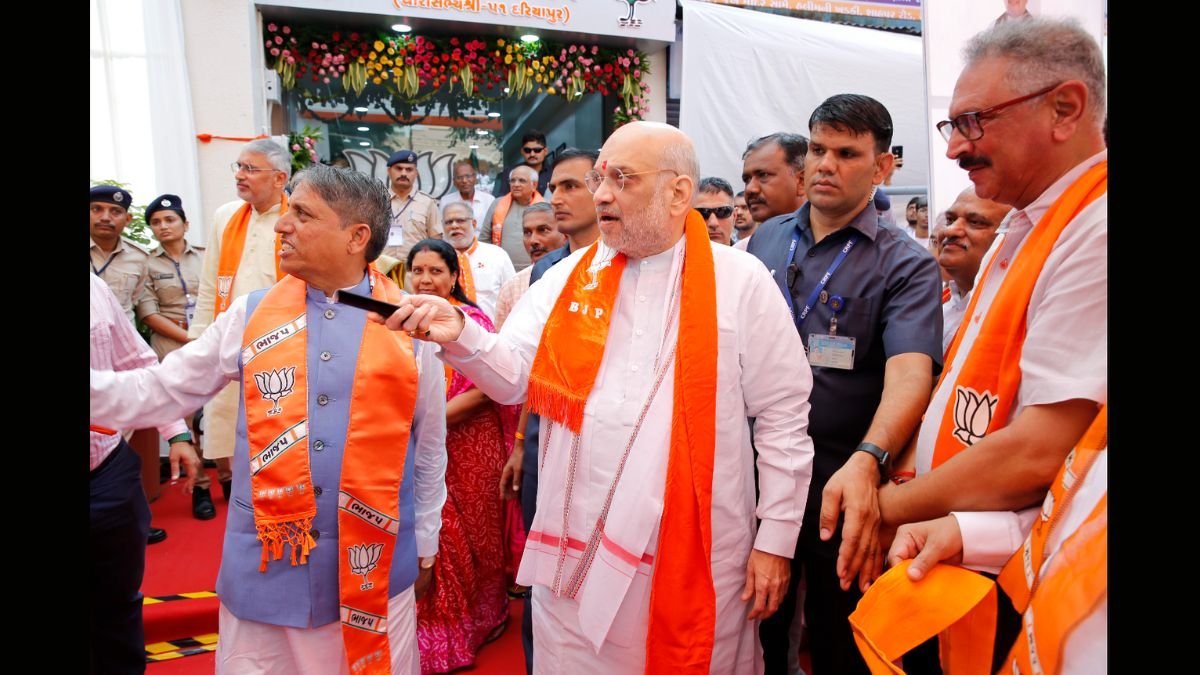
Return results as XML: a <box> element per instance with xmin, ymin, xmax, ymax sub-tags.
<box><xmin>476</xmin><ymin>129</ymin><xmax>488</xmax><ymax>135</ymax></box>
<box><xmin>520</xmin><ymin>34</ymin><xmax>539</xmax><ymax>43</ymax></box>
<box><xmin>487</xmin><ymin>111</ymin><xmax>500</xmax><ymax>118</ymax></box>
<box><xmin>354</xmin><ymin>106</ymin><xmax>369</xmax><ymax>112</ymax></box>
<box><xmin>469</xmin><ymin>144</ymin><xmax>479</xmax><ymax>149</ymax></box>
<box><xmin>359</xmin><ymin>141</ymin><xmax>370</xmax><ymax>146</ymax></box>
<box><xmin>357</xmin><ymin>126</ymin><xmax>369</xmax><ymax>131</ymax></box>
<box><xmin>392</xmin><ymin>23</ymin><xmax>412</xmax><ymax>33</ymax></box>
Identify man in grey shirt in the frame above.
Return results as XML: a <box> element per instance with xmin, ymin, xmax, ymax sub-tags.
<box><xmin>480</xmin><ymin>164</ymin><xmax>544</xmax><ymax>271</ymax></box>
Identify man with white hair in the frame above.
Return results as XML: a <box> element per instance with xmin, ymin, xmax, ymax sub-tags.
<box><xmin>879</xmin><ymin>17</ymin><xmax>1107</xmax><ymax>670</ymax></box>
<box><xmin>379</xmin><ymin>121</ymin><xmax>817</xmax><ymax>673</ymax></box>
<box><xmin>190</xmin><ymin>137</ymin><xmax>293</xmax><ymax>501</ymax></box>
<box><xmin>480</xmin><ymin>164</ymin><xmax>545</xmax><ymax>271</ymax></box>
<box><xmin>441</xmin><ymin>200</ymin><xmax>515</xmax><ymax>320</ymax></box>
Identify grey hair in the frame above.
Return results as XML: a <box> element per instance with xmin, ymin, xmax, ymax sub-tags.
<box><xmin>243</xmin><ymin>138</ymin><xmax>293</xmax><ymax>178</ymax></box>
<box><xmin>510</xmin><ymin>164</ymin><xmax>539</xmax><ymax>182</ymax></box>
<box><xmin>742</xmin><ymin>133</ymin><xmax>809</xmax><ymax>172</ymax></box>
<box><xmin>441</xmin><ymin>201</ymin><xmax>475</xmax><ymax>221</ymax></box>
<box><xmin>522</xmin><ymin>202</ymin><xmax>554</xmax><ymax>222</ymax></box>
<box><xmin>964</xmin><ymin>16</ymin><xmax>1106</xmax><ymax>122</ymax></box>
<box><xmin>290</xmin><ymin>164</ymin><xmax>391</xmax><ymax>262</ymax></box>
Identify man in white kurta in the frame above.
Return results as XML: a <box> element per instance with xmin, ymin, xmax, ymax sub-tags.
<box><xmin>382</xmin><ymin>122</ymin><xmax>816</xmax><ymax>673</ymax></box>
<box><xmin>879</xmin><ymin>18</ymin><xmax>1107</xmax><ymax>565</ymax></box>
<box><xmin>189</xmin><ymin>139</ymin><xmax>292</xmax><ymax>492</ymax></box>
<box><xmin>441</xmin><ymin>201</ymin><xmax>515</xmax><ymax>321</ymax></box>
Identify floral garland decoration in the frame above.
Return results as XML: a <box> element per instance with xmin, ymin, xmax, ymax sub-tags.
<box><xmin>263</xmin><ymin>23</ymin><xmax>651</xmax><ymax>126</ymax></box>
<box><xmin>287</xmin><ymin>125</ymin><xmax>322</xmax><ymax>172</ymax></box>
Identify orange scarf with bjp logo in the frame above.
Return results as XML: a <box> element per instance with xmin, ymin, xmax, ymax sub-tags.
<box><xmin>526</xmin><ymin>210</ymin><xmax>719</xmax><ymax>674</ymax></box>
<box><xmin>215</xmin><ymin>192</ymin><xmax>289</xmax><ymax>319</ymax></box>
<box><xmin>929</xmin><ymin>161</ymin><xmax>1106</xmax><ymax>469</ymax></box>
<box><xmin>241</xmin><ymin>270</ymin><xmax>417</xmax><ymax>675</ymax></box>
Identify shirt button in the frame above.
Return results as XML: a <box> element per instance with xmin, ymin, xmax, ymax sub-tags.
<box><xmin>320</xmin><ymin>350</ymin><xmax>332</xmax><ymax>361</ymax></box>
<box><xmin>638</xmin><ymin>295</ymin><xmax>647</xmax><ymax>303</ymax></box>
<box><xmin>310</xmin><ymin>529</ymin><xmax>321</xmax><ymax>540</ymax></box>
<box><xmin>807</xmin><ymin>250</ymin><xmax>817</xmax><ymax>257</ymax></box>
<box><xmin>635</xmin><ymin>329</ymin><xmax>644</xmax><ymax>336</ymax></box>
<box><xmin>314</xmin><ymin>486</ymin><xmax>323</xmax><ymax>497</ymax></box>
<box><xmin>313</xmin><ymin>440</ymin><xmax>325</xmax><ymax>451</ymax></box>
<box><xmin>317</xmin><ymin>394</ymin><xmax>330</xmax><ymax>406</ymax></box>
<box><xmin>324</xmin><ymin>309</ymin><xmax>336</xmax><ymax>320</ymax></box>
<box><xmin>631</xmin><ymin>364</ymin><xmax>639</xmax><ymax>372</ymax></box>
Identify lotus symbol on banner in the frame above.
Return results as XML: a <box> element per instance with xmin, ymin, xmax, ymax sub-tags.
<box><xmin>349</xmin><ymin>543</ymin><xmax>385</xmax><ymax>590</ymax></box>
<box><xmin>952</xmin><ymin>386</ymin><xmax>997</xmax><ymax>446</ymax></box>
<box><xmin>254</xmin><ymin>367</ymin><xmax>296</xmax><ymax>416</ymax></box>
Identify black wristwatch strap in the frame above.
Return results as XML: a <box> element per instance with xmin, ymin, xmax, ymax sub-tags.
<box><xmin>854</xmin><ymin>442</ymin><xmax>890</xmax><ymax>483</ymax></box>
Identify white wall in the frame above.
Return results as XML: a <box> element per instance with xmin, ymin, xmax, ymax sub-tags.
<box><xmin>679</xmin><ymin>0</ymin><xmax>928</xmax><ymax>190</ymax></box>
<box><xmin>181</xmin><ymin>0</ymin><xmax>263</xmax><ymax>244</ymax></box>
<box><xmin>645</xmin><ymin>44</ymin><xmax>668</xmax><ymax>125</ymax></box>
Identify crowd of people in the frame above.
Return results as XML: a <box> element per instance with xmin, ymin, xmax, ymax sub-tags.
<box><xmin>90</xmin><ymin>15</ymin><xmax>1105</xmax><ymax>675</ymax></box>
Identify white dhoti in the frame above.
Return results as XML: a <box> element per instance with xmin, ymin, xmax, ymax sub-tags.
<box><xmin>202</xmin><ymin>381</ymin><xmax>239</xmax><ymax>460</ymax></box>
<box><xmin>215</xmin><ymin>587</ymin><xmax>419</xmax><ymax>675</ymax></box>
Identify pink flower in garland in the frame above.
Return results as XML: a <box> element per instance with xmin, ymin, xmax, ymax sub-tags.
<box><xmin>282</xmin><ymin>26</ymin><xmax>291</xmax><ymax>34</ymax></box>
<box><xmin>267</xmin><ymin>23</ymin><xmax>278</xmax><ymax>32</ymax></box>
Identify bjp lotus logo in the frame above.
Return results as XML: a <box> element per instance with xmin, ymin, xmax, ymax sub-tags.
<box><xmin>348</xmin><ymin>543</ymin><xmax>385</xmax><ymax>591</ymax></box>
<box><xmin>254</xmin><ymin>367</ymin><xmax>296</xmax><ymax>416</ymax></box>
<box><xmin>342</xmin><ymin>148</ymin><xmax>455</xmax><ymax>200</ymax></box>
<box><xmin>952</xmin><ymin>386</ymin><xmax>997</xmax><ymax>446</ymax></box>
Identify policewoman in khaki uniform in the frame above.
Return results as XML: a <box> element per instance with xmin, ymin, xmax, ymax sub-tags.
<box><xmin>138</xmin><ymin>193</ymin><xmax>216</xmax><ymax>520</ymax></box>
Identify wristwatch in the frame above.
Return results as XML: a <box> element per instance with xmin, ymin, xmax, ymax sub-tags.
<box><xmin>854</xmin><ymin>442</ymin><xmax>890</xmax><ymax>483</ymax></box>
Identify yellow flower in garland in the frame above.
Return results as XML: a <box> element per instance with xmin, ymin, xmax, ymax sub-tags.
<box><xmin>372</xmin><ymin>77</ymin><xmax>382</xmax><ymax>85</ymax></box>
<box><xmin>373</xmin><ymin>40</ymin><xmax>384</xmax><ymax>51</ymax></box>
<box><xmin>497</xmin><ymin>38</ymin><xmax>506</xmax><ymax>46</ymax></box>
<box><xmin>368</xmin><ymin>52</ymin><xmax>377</xmax><ymax>61</ymax></box>
<box><xmin>387</xmin><ymin>47</ymin><xmax>395</xmax><ymax>55</ymax></box>
<box><xmin>547</xmin><ymin>86</ymin><xmax>557</xmax><ymax>95</ymax></box>
<box><xmin>504</xmin><ymin>54</ymin><xmax>513</xmax><ymax>64</ymax></box>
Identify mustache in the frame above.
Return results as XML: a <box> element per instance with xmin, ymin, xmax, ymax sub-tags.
<box><xmin>957</xmin><ymin>155</ymin><xmax>991</xmax><ymax>171</ymax></box>
<box><xmin>530</xmin><ymin>244</ymin><xmax>547</xmax><ymax>255</ymax></box>
<box><xmin>942</xmin><ymin>237</ymin><xmax>966</xmax><ymax>249</ymax></box>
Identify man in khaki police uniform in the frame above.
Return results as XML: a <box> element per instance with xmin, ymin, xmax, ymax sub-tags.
<box><xmin>90</xmin><ymin>185</ymin><xmax>151</xmax><ymax>323</ymax></box>
<box><xmin>138</xmin><ymin>193</ymin><xmax>214</xmax><ymax>520</ymax></box>
<box><xmin>378</xmin><ymin>149</ymin><xmax>442</xmax><ymax>288</ymax></box>
<box><xmin>189</xmin><ymin>138</ymin><xmax>292</xmax><ymax>501</ymax></box>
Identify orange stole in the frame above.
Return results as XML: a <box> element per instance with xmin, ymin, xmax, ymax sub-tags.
<box><xmin>457</xmin><ymin>239</ymin><xmax>479</xmax><ymax>304</ymax></box>
<box><xmin>215</xmin><ymin>193</ymin><xmax>288</xmax><ymax>319</ymax></box>
<box><xmin>490</xmin><ymin>191</ymin><xmax>545</xmax><ymax>246</ymax></box>
<box><xmin>526</xmin><ymin>212</ymin><xmax>720</xmax><ymax>672</ymax></box>
<box><xmin>851</xmin><ymin>407</ymin><xmax>1108</xmax><ymax>675</ymax></box>
<box><xmin>929</xmin><ymin>162</ymin><xmax>1106</xmax><ymax>469</ymax></box>
<box><xmin>241</xmin><ymin>271</ymin><xmax>418</xmax><ymax>675</ymax></box>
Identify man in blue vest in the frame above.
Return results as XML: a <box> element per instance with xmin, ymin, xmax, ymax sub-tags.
<box><xmin>91</xmin><ymin>164</ymin><xmax>447</xmax><ymax>674</ymax></box>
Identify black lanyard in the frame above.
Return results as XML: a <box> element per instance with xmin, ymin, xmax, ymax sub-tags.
<box><xmin>91</xmin><ymin>248</ymin><xmax>121</xmax><ymax>277</ymax></box>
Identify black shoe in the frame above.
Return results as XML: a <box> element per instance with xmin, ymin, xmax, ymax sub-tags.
<box><xmin>148</xmin><ymin>527</ymin><xmax>168</xmax><ymax>545</ymax></box>
<box><xmin>192</xmin><ymin>488</ymin><xmax>217</xmax><ymax>520</ymax></box>
<box><xmin>220</xmin><ymin>479</ymin><xmax>232</xmax><ymax>501</ymax></box>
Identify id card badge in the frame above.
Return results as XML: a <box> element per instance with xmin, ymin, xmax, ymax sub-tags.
<box><xmin>184</xmin><ymin>294</ymin><xmax>197</xmax><ymax>327</ymax></box>
<box><xmin>387</xmin><ymin>225</ymin><xmax>404</xmax><ymax>247</ymax></box>
<box><xmin>807</xmin><ymin>333</ymin><xmax>855</xmax><ymax>370</ymax></box>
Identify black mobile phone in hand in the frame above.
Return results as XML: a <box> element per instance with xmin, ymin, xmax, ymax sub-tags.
<box><xmin>335</xmin><ymin>289</ymin><xmax>401</xmax><ymax>317</ymax></box>
<box><xmin>892</xmin><ymin>145</ymin><xmax>904</xmax><ymax>159</ymax></box>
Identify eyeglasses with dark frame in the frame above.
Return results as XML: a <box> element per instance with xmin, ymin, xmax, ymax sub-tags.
<box><xmin>695</xmin><ymin>205</ymin><xmax>735</xmax><ymax>220</ymax></box>
<box><xmin>584</xmin><ymin>167</ymin><xmax>680</xmax><ymax>194</ymax></box>
<box><xmin>936</xmin><ymin>82</ymin><xmax>1061</xmax><ymax>142</ymax></box>
<box><xmin>522</xmin><ymin>145</ymin><xmax>546</xmax><ymax>154</ymax></box>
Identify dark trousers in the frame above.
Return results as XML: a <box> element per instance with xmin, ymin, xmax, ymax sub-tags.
<box><xmin>90</xmin><ymin>440</ymin><xmax>151</xmax><ymax>674</ymax></box>
<box><xmin>761</xmin><ymin>542</ymin><xmax>873</xmax><ymax>675</ymax></box>
<box><xmin>520</xmin><ymin>463</ymin><xmax>539</xmax><ymax>675</ymax></box>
